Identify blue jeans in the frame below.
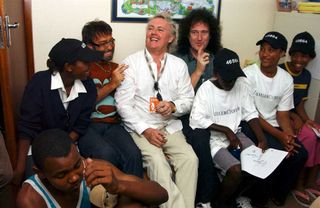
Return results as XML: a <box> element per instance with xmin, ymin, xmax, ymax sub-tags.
<box><xmin>78</xmin><ymin>123</ymin><xmax>143</xmax><ymax>178</ymax></box>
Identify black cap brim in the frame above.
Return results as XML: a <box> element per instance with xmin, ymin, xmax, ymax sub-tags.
<box><xmin>220</xmin><ymin>69</ymin><xmax>246</xmax><ymax>82</ymax></box>
<box><xmin>74</xmin><ymin>47</ymin><xmax>104</xmax><ymax>63</ymax></box>
<box><xmin>289</xmin><ymin>45</ymin><xmax>316</xmax><ymax>58</ymax></box>
<box><xmin>256</xmin><ymin>40</ymin><xmax>282</xmax><ymax>50</ymax></box>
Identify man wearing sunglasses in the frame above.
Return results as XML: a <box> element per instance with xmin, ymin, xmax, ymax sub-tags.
<box><xmin>115</xmin><ymin>14</ymin><xmax>197</xmax><ymax>208</ymax></box>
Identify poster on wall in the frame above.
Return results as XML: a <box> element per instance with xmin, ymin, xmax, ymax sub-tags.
<box><xmin>307</xmin><ymin>40</ymin><xmax>320</xmax><ymax>81</ymax></box>
<box><xmin>111</xmin><ymin>0</ymin><xmax>221</xmax><ymax>22</ymax></box>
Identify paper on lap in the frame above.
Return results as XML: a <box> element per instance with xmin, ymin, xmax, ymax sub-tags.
<box><xmin>240</xmin><ymin>145</ymin><xmax>288</xmax><ymax>179</ymax></box>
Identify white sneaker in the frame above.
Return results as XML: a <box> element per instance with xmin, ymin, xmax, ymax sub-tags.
<box><xmin>196</xmin><ymin>202</ymin><xmax>212</xmax><ymax>208</ymax></box>
<box><xmin>236</xmin><ymin>196</ymin><xmax>252</xmax><ymax>208</ymax></box>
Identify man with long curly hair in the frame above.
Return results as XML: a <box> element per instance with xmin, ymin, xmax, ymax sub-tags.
<box><xmin>173</xmin><ymin>8</ymin><xmax>222</xmax><ymax>208</ymax></box>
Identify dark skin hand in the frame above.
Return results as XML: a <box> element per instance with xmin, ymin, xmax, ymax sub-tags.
<box><xmin>84</xmin><ymin>159</ymin><xmax>120</xmax><ymax>193</ymax></box>
<box><xmin>248</xmin><ymin>118</ymin><xmax>268</xmax><ymax>151</ymax></box>
<box><xmin>84</xmin><ymin>158</ymin><xmax>168</xmax><ymax>205</ymax></box>
<box><xmin>259</xmin><ymin>116</ymin><xmax>301</xmax><ymax>157</ymax></box>
<box><xmin>208</xmin><ymin>123</ymin><xmax>242</xmax><ymax>150</ymax></box>
<box><xmin>290</xmin><ymin>112</ymin><xmax>304</xmax><ymax>135</ymax></box>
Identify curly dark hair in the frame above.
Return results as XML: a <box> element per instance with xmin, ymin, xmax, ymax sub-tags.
<box><xmin>176</xmin><ymin>8</ymin><xmax>222</xmax><ymax>55</ymax></box>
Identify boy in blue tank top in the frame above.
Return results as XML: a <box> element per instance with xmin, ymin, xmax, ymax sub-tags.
<box><xmin>16</xmin><ymin>129</ymin><xmax>168</xmax><ymax>208</ymax></box>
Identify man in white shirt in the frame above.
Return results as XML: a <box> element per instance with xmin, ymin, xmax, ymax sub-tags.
<box><xmin>242</xmin><ymin>31</ymin><xmax>308</xmax><ymax>206</ymax></box>
<box><xmin>115</xmin><ymin>14</ymin><xmax>198</xmax><ymax>208</ymax></box>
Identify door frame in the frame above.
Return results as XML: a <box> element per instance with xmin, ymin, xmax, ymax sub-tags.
<box><xmin>23</xmin><ymin>0</ymin><xmax>34</xmax><ymax>80</ymax></box>
<box><xmin>0</xmin><ymin>0</ymin><xmax>16</xmax><ymax>165</ymax></box>
<box><xmin>0</xmin><ymin>0</ymin><xmax>34</xmax><ymax>166</ymax></box>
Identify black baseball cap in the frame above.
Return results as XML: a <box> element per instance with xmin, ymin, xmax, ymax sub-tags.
<box><xmin>256</xmin><ymin>31</ymin><xmax>288</xmax><ymax>51</ymax></box>
<box><xmin>214</xmin><ymin>48</ymin><xmax>246</xmax><ymax>82</ymax></box>
<box><xmin>289</xmin><ymin>32</ymin><xmax>316</xmax><ymax>58</ymax></box>
<box><xmin>49</xmin><ymin>38</ymin><xmax>103</xmax><ymax>68</ymax></box>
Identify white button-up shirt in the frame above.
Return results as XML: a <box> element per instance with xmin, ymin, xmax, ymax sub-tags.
<box><xmin>115</xmin><ymin>49</ymin><xmax>194</xmax><ymax>135</ymax></box>
<box><xmin>51</xmin><ymin>71</ymin><xmax>87</xmax><ymax>109</ymax></box>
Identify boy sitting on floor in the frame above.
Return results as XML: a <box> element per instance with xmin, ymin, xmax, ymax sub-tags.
<box><xmin>16</xmin><ymin>129</ymin><xmax>168</xmax><ymax>208</ymax></box>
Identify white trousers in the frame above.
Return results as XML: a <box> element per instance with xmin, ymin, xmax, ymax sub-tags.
<box><xmin>131</xmin><ymin>130</ymin><xmax>198</xmax><ymax>208</ymax></box>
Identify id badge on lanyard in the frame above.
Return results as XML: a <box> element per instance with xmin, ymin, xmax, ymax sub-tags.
<box><xmin>149</xmin><ymin>97</ymin><xmax>160</xmax><ymax>113</ymax></box>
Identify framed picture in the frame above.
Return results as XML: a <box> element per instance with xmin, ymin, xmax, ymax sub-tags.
<box><xmin>111</xmin><ymin>0</ymin><xmax>221</xmax><ymax>23</ymax></box>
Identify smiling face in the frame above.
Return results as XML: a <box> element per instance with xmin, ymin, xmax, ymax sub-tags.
<box><xmin>259</xmin><ymin>42</ymin><xmax>284</xmax><ymax>72</ymax></box>
<box><xmin>91</xmin><ymin>33</ymin><xmax>115</xmax><ymax>61</ymax></box>
<box><xmin>40</xmin><ymin>145</ymin><xmax>84</xmax><ymax>193</ymax></box>
<box><xmin>289</xmin><ymin>51</ymin><xmax>312</xmax><ymax>73</ymax></box>
<box><xmin>189</xmin><ymin>21</ymin><xmax>210</xmax><ymax>54</ymax></box>
<box><xmin>145</xmin><ymin>17</ymin><xmax>174</xmax><ymax>54</ymax></box>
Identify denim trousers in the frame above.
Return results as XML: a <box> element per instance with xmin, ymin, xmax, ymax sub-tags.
<box><xmin>78</xmin><ymin>122</ymin><xmax>143</xmax><ymax>178</ymax></box>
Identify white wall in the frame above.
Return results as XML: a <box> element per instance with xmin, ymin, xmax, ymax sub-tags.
<box><xmin>220</xmin><ymin>0</ymin><xmax>276</xmax><ymax>65</ymax></box>
<box><xmin>32</xmin><ymin>0</ymin><xmax>276</xmax><ymax>71</ymax></box>
<box><xmin>274</xmin><ymin>12</ymin><xmax>320</xmax><ymax>120</ymax></box>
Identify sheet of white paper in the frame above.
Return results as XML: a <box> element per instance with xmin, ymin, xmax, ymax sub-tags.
<box><xmin>240</xmin><ymin>145</ymin><xmax>288</xmax><ymax>179</ymax></box>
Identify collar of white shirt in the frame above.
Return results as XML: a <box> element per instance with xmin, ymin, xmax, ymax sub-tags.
<box><xmin>145</xmin><ymin>49</ymin><xmax>167</xmax><ymax>65</ymax></box>
<box><xmin>51</xmin><ymin>71</ymin><xmax>87</xmax><ymax>107</ymax></box>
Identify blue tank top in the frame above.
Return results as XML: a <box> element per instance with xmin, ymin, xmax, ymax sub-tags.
<box><xmin>25</xmin><ymin>174</ymin><xmax>91</xmax><ymax>208</ymax></box>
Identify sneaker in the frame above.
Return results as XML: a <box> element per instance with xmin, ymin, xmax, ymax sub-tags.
<box><xmin>236</xmin><ymin>196</ymin><xmax>252</xmax><ymax>208</ymax></box>
<box><xmin>196</xmin><ymin>202</ymin><xmax>212</xmax><ymax>208</ymax></box>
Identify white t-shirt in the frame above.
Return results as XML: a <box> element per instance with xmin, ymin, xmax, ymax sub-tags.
<box><xmin>243</xmin><ymin>64</ymin><xmax>294</xmax><ymax>127</ymax></box>
<box><xmin>190</xmin><ymin>78</ymin><xmax>258</xmax><ymax>158</ymax></box>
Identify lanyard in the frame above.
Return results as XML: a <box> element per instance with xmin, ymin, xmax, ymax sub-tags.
<box><xmin>144</xmin><ymin>49</ymin><xmax>167</xmax><ymax>100</ymax></box>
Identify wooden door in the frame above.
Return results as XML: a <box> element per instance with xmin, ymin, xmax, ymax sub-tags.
<box><xmin>0</xmin><ymin>0</ymin><xmax>34</xmax><ymax>167</ymax></box>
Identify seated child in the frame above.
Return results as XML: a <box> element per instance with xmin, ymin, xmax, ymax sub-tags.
<box><xmin>190</xmin><ymin>48</ymin><xmax>267</xmax><ymax>207</ymax></box>
<box><xmin>279</xmin><ymin>31</ymin><xmax>320</xmax><ymax>206</ymax></box>
<box><xmin>16</xmin><ymin>129</ymin><xmax>168</xmax><ymax>208</ymax></box>
<box><xmin>242</xmin><ymin>31</ymin><xmax>308</xmax><ymax>206</ymax></box>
